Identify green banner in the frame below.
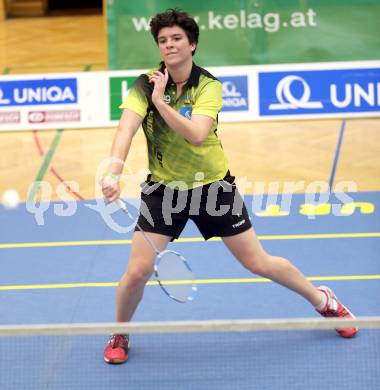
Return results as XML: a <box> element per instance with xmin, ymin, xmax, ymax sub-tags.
<box><xmin>107</xmin><ymin>0</ymin><xmax>380</xmax><ymax>70</ymax></box>
<box><xmin>109</xmin><ymin>76</ymin><xmax>138</xmax><ymax>120</ymax></box>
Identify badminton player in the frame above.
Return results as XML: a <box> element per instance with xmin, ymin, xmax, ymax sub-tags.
<box><xmin>101</xmin><ymin>8</ymin><xmax>357</xmax><ymax>364</ymax></box>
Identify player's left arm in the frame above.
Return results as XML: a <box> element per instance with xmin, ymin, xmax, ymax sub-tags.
<box><xmin>150</xmin><ymin>69</ymin><xmax>222</xmax><ymax>146</ymax></box>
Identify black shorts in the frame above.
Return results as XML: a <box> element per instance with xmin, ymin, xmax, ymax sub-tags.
<box><xmin>135</xmin><ymin>172</ymin><xmax>252</xmax><ymax>240</ymax></box>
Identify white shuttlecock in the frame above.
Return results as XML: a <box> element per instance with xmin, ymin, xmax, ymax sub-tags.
<box><xmin>2</xmin><ymin>189</ymin><xmax>20</xmax><ymax>209</ymax></box>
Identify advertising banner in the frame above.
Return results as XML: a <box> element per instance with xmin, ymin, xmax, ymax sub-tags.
<box><xmin>259</xmin><ymin>68</ymin><xmax>380</xmax><ymax>117</ymax></box>
<box><xmin>107</xmin><ymin>0</ymin><xmax>380</xmax><ymax>70</ymax></box>
<box><xmin>220</xmin><ymin>76</ymin><xmax>249</xmax><ymax>113</ymax></box>
<box><xmin>0</xmin><ymin>61</ymin><xmax>379</xmax><ymax>131</ymax></box>
<box><xmin>0</xmin><ymin>78</ymin><xmax>78</xmax><ymax>107</ymax></box>
<box><xmin>0</xmin><ymin>72</ymin><xmax>111</xmax><ymax>130</ymax></box>
<box><xmin>109</xmin><ymin>76</ymin><xmax>138</xmax><ymax>121</ymax></box>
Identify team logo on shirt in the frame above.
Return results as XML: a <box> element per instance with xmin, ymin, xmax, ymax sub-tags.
<box><xmin>180</xmin><ymin>106</ymin><xmax>192</xmax><ymax>119</ymax></box>
<box><xmin>163</xmin><ymin>94</ymin><xmax>171</xmax><ymax>104</ymax></box>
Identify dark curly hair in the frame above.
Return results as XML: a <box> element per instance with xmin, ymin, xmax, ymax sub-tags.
<box><xmin>150</xmin><ymin>9</ymin><xmax>199</xmax><ymax>55</ymax></box>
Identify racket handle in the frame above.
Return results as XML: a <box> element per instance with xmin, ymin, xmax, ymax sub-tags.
<box><xmin>114</xmin><ymin>198</ymin><xmax>127</xmax><ymax>212</ymax></box>
<box><xmin>115</xmin><ymin>198</ymin><xmax>160</xmax><ymax>255</ymax></box>
<box><xmin>115</xmin><ymin>198</ymin><xmax>134</xmax><ymax>220</ymax></box>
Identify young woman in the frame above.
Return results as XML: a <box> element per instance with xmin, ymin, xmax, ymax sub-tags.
<box><xmin>102</xmin><ymin>9</ymin><xmax>357</xmax><ymax>364</ymax></box>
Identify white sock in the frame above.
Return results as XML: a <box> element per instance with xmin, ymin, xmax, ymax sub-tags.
<box><xmin>315</xmin><ymin>290</ymin><xmax>328</xmax><ymax>311</ymax></box>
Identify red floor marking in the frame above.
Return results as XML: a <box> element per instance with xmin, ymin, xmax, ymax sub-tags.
<box><xmin>33</xmin><ymin>130</ymin><xmax>85</xmax><ymax>200</ymax></box>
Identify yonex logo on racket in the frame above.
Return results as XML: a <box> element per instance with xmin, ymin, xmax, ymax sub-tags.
<box><xmin>269</xmin><ymin>75</ymin><xmax>323</xmax><ymax>110</ymax></box>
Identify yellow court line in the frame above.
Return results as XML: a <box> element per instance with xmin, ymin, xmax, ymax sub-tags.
<box><xmin>1</xmin><ymin>232</ymin><xmax>380</xmax><ymax>249</ymax></box>
<box><xmin>1</xmin><ymin>275</ymin><xmax>379</xmax><ymax>291</ymax></box>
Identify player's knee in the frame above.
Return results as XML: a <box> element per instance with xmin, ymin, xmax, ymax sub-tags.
<box><xmin>245</xmin><ymin>254</ymin><xmax>271</xmax><ymax>276</ymax></box>
<box><xmin>124</xmin><ymin>264</ymin><xmax>153</xmax><ymax>287</ymax></box>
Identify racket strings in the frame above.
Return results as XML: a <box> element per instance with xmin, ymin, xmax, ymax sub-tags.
<box><xmin>155</xmin><ymin>251</ymin><xmax>196</xmax><ymax>303</ymax></box>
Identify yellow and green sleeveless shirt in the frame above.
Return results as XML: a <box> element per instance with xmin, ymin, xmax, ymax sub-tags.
<box><xmin>120</xmin><ymin>62</ymin><xmax>229</xmax><ymax>189</ymax></box>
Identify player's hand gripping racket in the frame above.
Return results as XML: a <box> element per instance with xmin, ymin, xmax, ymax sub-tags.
<box><xmin>115</xmin><ymin>198</ymin><xmax>197</xmax><ymax>303</ymax></box>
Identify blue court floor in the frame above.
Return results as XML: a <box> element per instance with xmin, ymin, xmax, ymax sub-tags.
<box><xmin>0</xmin><ymin>192</ymin><xmax>379</xmax><ymax>389</ymax></box>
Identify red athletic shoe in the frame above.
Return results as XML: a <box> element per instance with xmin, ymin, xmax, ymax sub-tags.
<box><xmin>103</xmin><ymin>334</ymin><xmax>129</xmax><ymax>364</ymax></box>
<box><xmin>316</xmin><ymin>286</ymin><xmax>358</xmax><ymax>338</ymax></box>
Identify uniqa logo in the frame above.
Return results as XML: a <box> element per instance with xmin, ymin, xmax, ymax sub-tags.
<box><xmin>268</xmin><ymin>74</ymin><xmax>380</xmax><ymax>111</ymax></box>
<box><xmin>222</xmin><ymin>81</ymin><xmax>247</xmax><ymax>107</ymax></box>
<box><xmin>269</xmin><ymin>76</ymin><xmax>323</xmax><ymax>110</ymax></box>
<box><xmin>3</xmin><ymin>86</ymin><xmax>76</xmax><ymax>104</ymax></box>
<box><xmin>0</xmin><ymin>88</ymin><xmax>10</xmax><ymax>104</ymax></box>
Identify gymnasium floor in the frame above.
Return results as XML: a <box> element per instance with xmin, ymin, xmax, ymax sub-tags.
<box><xmin>0</xmin><ymin>191</ymin><xmax>379</xmax><ymax>389</ymax></box>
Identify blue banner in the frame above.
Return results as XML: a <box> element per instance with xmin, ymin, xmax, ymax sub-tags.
<box><xmin>0</xmin><ymin>78</ymin><xmax>78</xmax><ymax>107</ymax></box>
<box><xmin>259</xmin><ymin>68</ymin><xmax>380</xmax><ymax>116</ymax></box>
<box><xmin>220</xmin><ymin>76</ymin><xmax>249</xmax><ymax>112</ymax></box>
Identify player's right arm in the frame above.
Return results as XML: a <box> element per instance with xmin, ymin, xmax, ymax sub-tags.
<box><xmin>102</xmin><ymin>108</ymin><xmax>143</xmax><ymax>202</ymax></box>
